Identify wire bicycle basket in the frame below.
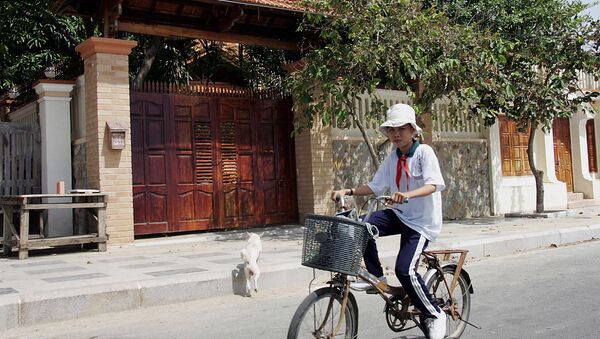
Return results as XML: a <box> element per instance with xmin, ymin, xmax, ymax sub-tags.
<box><xmin>301</xmin><ymin>214</ymin><xmax>373</xmax><ymax>276</ymax></box>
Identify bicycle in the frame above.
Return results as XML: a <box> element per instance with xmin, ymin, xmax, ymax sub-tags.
<box><xmin>287</xmin><ymin>195</ymin><xmax>477</xmax><ymax>339</ymax></box>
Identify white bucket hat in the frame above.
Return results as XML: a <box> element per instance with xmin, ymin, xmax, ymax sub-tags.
<box><xmin>378</xmin><ymin>103</ymin><xmax>422</xmax><ymax>135</ymax></box>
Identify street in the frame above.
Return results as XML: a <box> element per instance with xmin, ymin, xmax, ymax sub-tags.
<box><xmin>3</xmin><ymin>240</ymin><xmax>600</xmax><ymax>339</ymax></box>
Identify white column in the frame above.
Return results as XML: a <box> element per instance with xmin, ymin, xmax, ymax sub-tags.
<box><xmin>534</xmin><ymin>126</ymin><xmax>559</xmax><ymax>183</ymax></box>
<box><xmin>535</xmin><ymin>125</ymin><xmax>567</xmax><ymax>210</ymax></box>
<box><xmin>570</xmin><ymin>109</ymin><xmax>592</xmax><ymax>197</ymax></box>
<box><xmin>34</xmin><ymin>80</ymin><xmax>75</xmax><ymax>237</ymax></box>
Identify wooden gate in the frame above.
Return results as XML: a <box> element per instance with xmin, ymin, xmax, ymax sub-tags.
<box><xmin>131</xmin><ymin>87</ymin><xmax>298</xmax><ymax>235</ymax></box>
<box><xmin>586</xmin><ymin>119</ymin><xmax>597</xmax><ymax>173</ymax></box>
<box><xmin>553</xmin><ymin>118</ymin><xmax>574</xmax><ymax>192</ymax></box>
<box><xmin>0</xmin><ymin>123</ymin><xmax>41</xmax><ymax>196</ymax></box>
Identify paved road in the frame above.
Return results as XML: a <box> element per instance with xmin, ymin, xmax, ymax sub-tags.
<box><xmin>3</xmin><ymin>240</ymin><xmax>600</xmax><ymax>339</ymax></box>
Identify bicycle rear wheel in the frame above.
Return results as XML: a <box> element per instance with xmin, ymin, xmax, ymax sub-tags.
<box><xmin>425</xmin><ymin>267</ymin><xmax>471</xmax><ymax>338</ymax></box>
<box><xmin>287</xmin><ymin>287</ymin><xmax>358</xmax><ymax>339</ymax></box>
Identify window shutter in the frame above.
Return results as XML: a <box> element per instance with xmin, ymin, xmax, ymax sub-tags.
<box><xmin>194</xmin><ymin>121</ymin><xmax>213</xmax><ymax>184</ymax></box>
<box><xmin>220</xmin><ymin>121</ymin><xmax>238</xmax><ymax>184</ymax></box>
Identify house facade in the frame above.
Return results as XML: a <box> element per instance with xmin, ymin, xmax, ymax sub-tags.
<box><xmin>2</xmin><ymin>0</ymin><xmax>599</xmax><ymax>245</ymax></box>
<box><xmin>5</xmin><ymin>62</ymin><xmax>600</xmax><ymax>245</ymax></box>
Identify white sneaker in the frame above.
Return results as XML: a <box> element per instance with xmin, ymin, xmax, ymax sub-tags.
<box><xmin>350</xmin><ymin>276</ymin><xmax>386</xmax><ymax>291</ymax></box>
<box><xmin>425</xmin><ymin>311</ymin><xmax>446</xmax><ymax>339</ymax></box>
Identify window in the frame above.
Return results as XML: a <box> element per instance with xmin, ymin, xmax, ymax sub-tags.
<box><xmin>499</xmin><ymin>116</ymin><xmax>532</xmax><ymax>176</ymax></box>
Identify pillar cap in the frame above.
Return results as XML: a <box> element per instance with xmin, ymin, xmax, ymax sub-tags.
<box><xmin>75</xmin><ymin>37</ymin><xmax>137</xmax><ymax>60</ymax></box>
<box><xmin>33</xmin><ymin>80</ymin><xmax>76</xmax><ymax>95</ymax></box>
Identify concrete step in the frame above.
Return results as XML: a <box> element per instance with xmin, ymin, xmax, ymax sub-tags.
<box><xmin>567</xmin><ymin>192</ymin><xmax>584</xmax><ymax>202</ymax></box>
<box><xmin>567</xmin><ymin>199</ymin><xmax>600</xmax><ymax>209</ymax></box>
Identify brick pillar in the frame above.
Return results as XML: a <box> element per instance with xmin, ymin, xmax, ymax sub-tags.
<box><xmin>294</xmin><ymin>120</ymin><xmax>335</xmax><ymax>220</ymax></box>
<box><xmin>75</xmin><ymin>37</ymin><xmax>137</xmax><ymax>244</ymax></box>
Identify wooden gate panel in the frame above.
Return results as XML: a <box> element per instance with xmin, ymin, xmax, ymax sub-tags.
<box><xmin>553</xmin><ymin>118</ymin><xmax>574</xmax><ymax>192</ymax></box>
<box><xmin>586</xmin><ymin>119</ymin><xmax>597</xmax><ymax>173</ymax></box>
<box><xmin>192</xmin><ymin>101</ymin><xmax>215</xmax><ymax>229</ymax></box>
<box><xmin>171</xmin><ymin>96</ymin><xmax>215</xmax><ymax>231</ymax></box>
<box><xmin>258</xmin><ymin>100</ymin><xmax>297</xmax><ymax>224</ymax></box>
<box><xmin>219</xmin><ymin>100</ymin><xmax>258</xmax><ymax>227</ymax></box>
<box><xmin>277</xmin><ymin>100</ymin><xmax>298</xmax><ymax>219</ymax></box>
<box><xmin>131</xmin><ymin>95</ymin><xmax>169</xmax><ymax>234</ymax></box>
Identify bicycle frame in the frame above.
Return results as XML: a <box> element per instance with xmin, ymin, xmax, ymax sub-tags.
<box><xmin>421</xmin><ymin>249</ymin><xmax>469</xmax><ymax>320</ymax></box>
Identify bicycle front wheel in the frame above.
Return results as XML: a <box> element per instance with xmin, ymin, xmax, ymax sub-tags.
<box><xmin>287</xmin><ymin>287</ymin><xmax>358</xmax><ymax>339</ymax></box>
<box><xmin>426</xmin><ymin>267</ymin><xmax>471</xmax><ymax>338</ymax></box>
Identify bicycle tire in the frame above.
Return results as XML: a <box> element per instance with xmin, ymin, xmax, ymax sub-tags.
<box><xmin>287</xmin><ymin>287</ymin><xmax>358</xmax><ymax>339</ymax></box>
<box><xmin>423</xmin><ymin>266</ymin><xmax>471</xmax><ymax>338</ymax></box>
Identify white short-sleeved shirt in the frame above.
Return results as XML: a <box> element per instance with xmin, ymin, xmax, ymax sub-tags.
<box><xmin>368</xmin><ymin>144</ymin><xmax>445</xmax><ymax>241</ymax></box>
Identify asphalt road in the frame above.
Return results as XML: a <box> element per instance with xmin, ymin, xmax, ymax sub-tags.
<box><xmin>3</xmin><ymin>240</ymin><xmax>600</xmax><ymax>339</ymax></box>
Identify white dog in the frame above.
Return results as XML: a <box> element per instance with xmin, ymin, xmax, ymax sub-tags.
<box><xmin>240</xmin><ymin>232</ymin><xmax>262</xmax><ymax>297</ymax></box>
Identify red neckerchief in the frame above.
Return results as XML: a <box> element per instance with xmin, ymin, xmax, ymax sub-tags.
<box><xmin>395</xmin><ymin>140</ymin><xmax>419</xmax><ymax>191</ymax></box>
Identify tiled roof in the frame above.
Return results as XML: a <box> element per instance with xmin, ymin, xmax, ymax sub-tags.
<box><xmin>222</xmin><ymin>0</ymin><xmax>305</xmax><ymax>12</ymax></box>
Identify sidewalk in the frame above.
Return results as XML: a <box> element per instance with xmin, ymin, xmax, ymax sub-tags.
<box><xmin>2</xmin><ymin>206</ymin><xmax>600</xmax><ymax>330</ymax></box>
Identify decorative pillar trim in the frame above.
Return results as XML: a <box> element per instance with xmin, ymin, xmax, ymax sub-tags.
<box><xmin>75</xmin><ymin>37</ymin><xmax>137</xmax><ymax>59</ymax></box>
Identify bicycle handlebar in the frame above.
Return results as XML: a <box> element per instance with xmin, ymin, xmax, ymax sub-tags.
<box><xmin>333</xmin><ymin>194</ymin><xmax>409</xmax><ymax>239</ymax></box>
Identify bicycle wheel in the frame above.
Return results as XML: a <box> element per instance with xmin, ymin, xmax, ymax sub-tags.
<box><xmin>287</xmin><ymin>287</ymin><xmax>358</xmax><ymax>339</ymax></box>
<box><xmin>425</xmin><ymin>267</ymin><xmax>471</xmax><ymax>338</ymax></box>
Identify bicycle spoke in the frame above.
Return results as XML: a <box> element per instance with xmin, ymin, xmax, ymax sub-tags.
<box><xmin>292</xmin><ymin>289</ymin><xmax>354</xmax><ymax>339</ymax></box>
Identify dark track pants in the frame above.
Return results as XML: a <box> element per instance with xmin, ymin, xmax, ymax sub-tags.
<box><xmin>364</xmin><ymin>209</ymin><xmax>441</xmax><ymax>318</ymax></box>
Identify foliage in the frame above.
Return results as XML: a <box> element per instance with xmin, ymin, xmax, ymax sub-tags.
<box><xmin>289</xmin><ymin>0</ymin><xmax>509</xmax><ymax>131</ymax></box>
<box><xmin>1</xmin><ymin>2</ymin><xmax>293</xmax><ymax>100</ymax></box>
<box><xmin>0</xmin><ymin>0</ymin><xmax>87</xmax><ymax>96</ymax></box>
<box><xmin>128</xmin><ymin>35</ymin><xmax>196</xmax><ymax>85</ymax></box>
<box><xmin>433</xmin><ymin>0</ymin><xmax>600</xmax><ymax>132</ymax></box>
<box><xmin>287</xmin><ymin>0</ymin><xmax>509</xmax><ymax>165</ymax></box>
<box><xmin>129</xmin><ymin>38</ymin><xmax>294</xmax><ymax>90</ymax></box>
<box><xmin>435</xmin><ymin>0</ymin><xmax>600</xmax><ymax>212</ymax></box>
<box><xmin>242</xmin><ymin>45</ymin><xmax>295</xmax><ymax>93</ymax></box>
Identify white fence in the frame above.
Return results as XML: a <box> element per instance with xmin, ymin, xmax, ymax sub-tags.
<box><xmin>577</xmin><ymin>71</ymin><xmax>600</xmax><ymax>92</ymax></box>
<box><xmin>8</xmin><ymin>102</ymin><xmax>37</xmax><ymax>125</ymax></box>
<box><xmin>431</xmin><ymin>99</ymin><xmax>484</xmax><ymax>140</ymax></box>
<box><xmin>331</xmin><ymin>89</ymin><xmax>484</xmax><ymax>140</ymax></box>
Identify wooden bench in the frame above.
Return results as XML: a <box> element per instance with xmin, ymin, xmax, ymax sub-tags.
<box><xmin>1</xmin><ymin>193</ymin><xmax>108</xmax><ymax>259</ymax></box>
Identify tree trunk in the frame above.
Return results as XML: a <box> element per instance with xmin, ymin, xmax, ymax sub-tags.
<box><xmin>349</xmin><ymin>111</ymin><xmax>381</xmax><ymax>167</ymax></box>
<box><xmin>527</xmin><ymin>121</ymin><xmax>545</xmax><ymax>213</ymax></box>
<box><xmin>133</xmin><ymin>36</ymin><xmax>165</xmax><ymax>89</ymax></box>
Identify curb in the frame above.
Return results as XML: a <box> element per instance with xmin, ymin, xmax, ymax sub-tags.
<box><xmin>2</xmin><ymin>225</ymin><xmax>600</xmax><ymax>330</ymax></box>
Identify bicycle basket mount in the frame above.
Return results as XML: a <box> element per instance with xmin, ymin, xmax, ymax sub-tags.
<box><xmin>301</xmin><ymin>214</ymin><xmax>372</xmax><ymax>276</ymax></box>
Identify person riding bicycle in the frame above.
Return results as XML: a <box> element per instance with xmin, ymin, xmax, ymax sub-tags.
<box><xmin>331</xmin><ymin>103</ymin><xmax>447</xmax><ymax>339</ymax></box>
